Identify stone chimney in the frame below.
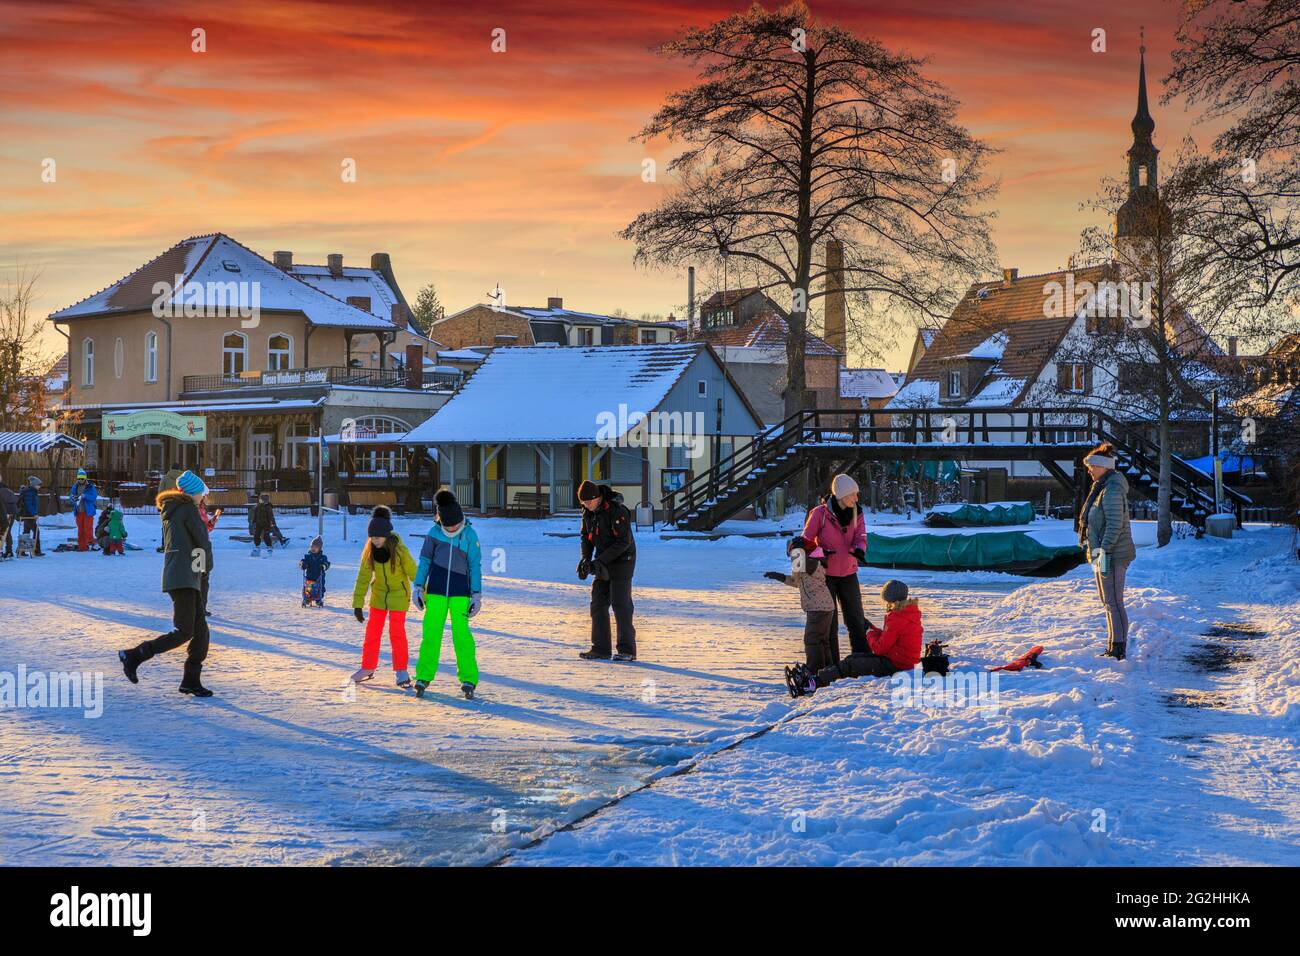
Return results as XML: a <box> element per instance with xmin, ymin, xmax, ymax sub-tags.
<box><xmin>391</xmin><ymin>303</ymin><xmax>409</xmax><ymax>328</ymax></box>
<box><xmin>547</xmin><ymin>296</ymin><xmax>564</xmax><ymax>310</ymax></box>
<box><xmin>823</xmin><ymin>239</ymin><xmax>846</xmax><ymax>362</ymax></box>
<box><xmin>273</xmin><ymin>250</ymin><xmax>293</xmax><ymax>270</ymax></box>
<box><xmin>327</xmin><ymin>254</ymin><xmax>344</xmax><ymax>277</ymax></box>
<box><xmin>1228</xmin><ymin>336</ymin><xmax>1238</xmax><ymax>359</ymax></box>
<box><xmin>406</xmin><ymin>343</ymin><xmax>423</xmax><ymax>390</ymax></box>
<box><xmin>1002</xmin><ymin>267</ymin><xmax>1019</xmax><ymax>287</ymax></box>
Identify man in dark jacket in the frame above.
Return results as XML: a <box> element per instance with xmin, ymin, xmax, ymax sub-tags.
<box><xmin>576</xmin><ymin>480</ymin><xmax>637</xmax><ymax>661</ymax></box>
<box><xmin>0</xmin><ymin>475</ymin><xmax>17</xmax><ymax>558</ymax></box>
<box><xmin>250</xmin><ymin>493</ymin><xmax>286</xmax><ymax>552</ymax></box>
<box><xmin>17</xmin><ymin>477</ymin><xmax>43</xmax><ymax>556</ymax></box>
<box><xmin>118</xmin><ymin>471</ymin><xmax>215</xmax><ymax>696</ymax></box>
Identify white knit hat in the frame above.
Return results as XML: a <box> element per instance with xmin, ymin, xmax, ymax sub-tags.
<box><xmin>831</xmin><ymin>473</ymin><xmax>859</xmax><ymax>499</ymax></box>
<box><xmin>1084</xmin><ymin>453</ymin><xmax>1116</xmax><ymax>469</ymax></box>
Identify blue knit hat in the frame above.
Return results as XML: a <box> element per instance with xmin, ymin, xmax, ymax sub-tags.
<box><xmin>176</xmin><ymin>470</ymin><xmax>208</xmax><ymax>498</ymax></box>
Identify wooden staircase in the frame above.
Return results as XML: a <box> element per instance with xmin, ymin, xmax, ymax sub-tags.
<box><xmin>663</xmin><ymin>406</ymin><xmax>1251</xmax><ymax>532</ymax></box>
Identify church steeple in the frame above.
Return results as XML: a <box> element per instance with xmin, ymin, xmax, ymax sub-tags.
<box><xmin>1117</xmin><ymin>29</ymin><xmax>1167</xmax><ymax>239</ymax></box>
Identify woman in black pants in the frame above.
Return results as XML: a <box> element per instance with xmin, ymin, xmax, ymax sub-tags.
<box><xmin>118</xmin><ymin>470</ymin><xmax>215</xmax><ymax>696</ymax></box>
<box><xmin>800</xmin><ymin>474</ymin><xmax>869</xmax><ymax>659</ymax></box>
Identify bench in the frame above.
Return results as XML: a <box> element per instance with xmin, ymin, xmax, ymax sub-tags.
<box><xmin>266</xmin><ymin>491</ymin><xmax>312</xmax><ymax>510</ymax></box>
<box><xmin>506</xmin><ymin>491</ymin><xmax>550</xmax><ymax>516</ymax></box>
<box><xmin>207</xmin><ymin>490</ymin><xmax>252</xmax><ymax>509</ymax></box>
<box><xmin>347</xmin><ymin>489</ymin><xmax>402</xmax><ymax>515</ymax></box>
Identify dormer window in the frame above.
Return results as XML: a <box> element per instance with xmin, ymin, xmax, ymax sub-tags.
<box><xmin>947</xmin><ymin>370</ymin><xmax>962</xmax><ymax>397</ymax></box>
<box><xmin>221</xmin><ymin>260</ymin><xmax>241</xmax><ymax>273</ymax></box>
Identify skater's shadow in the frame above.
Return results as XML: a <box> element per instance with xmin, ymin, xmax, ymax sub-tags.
<box><xmin>408</xmin><ymin>688</ymin><xmax>624</xmax><ymax>735</ymax></box>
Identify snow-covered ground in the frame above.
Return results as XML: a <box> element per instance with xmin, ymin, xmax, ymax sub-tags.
<box><xmin>1</xmin><ymin>508</ymin><xmax>1296</xmax><ymax>866</ymax></box>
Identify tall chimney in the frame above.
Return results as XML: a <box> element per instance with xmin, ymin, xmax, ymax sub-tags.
<box><xmin>1002</xmin><ymin>267</ymin><xmax>1018</xmax><ymax>287</ymax></box>
<box><xmin>823</xmin><ymin>239</ymin><xmax>846</xmax><ymax>361</ymax></box>
<box><xmin>1228</xmin><ymin>335</ymin><xmax>1238</xmax><ymax>359</ymax></box>
<box><xmin>406</xmin><ymin>343</ymin><xmax>423</xmax><ymax>389</ymax></box>
<box><xmin>687</xmin><ymin>266</ymin><xmax>696</xmax><ymax>339</ymax></box>
<box><xmin>391</xmin><ymin>303</ymin><xmax>409</xmax><ymax>328</ymax></box>
<box><xmin>273</xmin><ymin>250</ymin><xmax>293</xmax><ymax>270</ymax></box>
<box><xmin>547</xmin><ymin>296</ymin><xmax>563</xmax><ymax>310</ymax></box>
<box><xmin>327</xmin><ymin>253</ymin><xmax>344</xmax><ymax>277</ymax></box>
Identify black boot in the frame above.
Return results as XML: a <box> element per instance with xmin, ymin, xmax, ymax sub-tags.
<box><xmin>119</xmin><ymin>646</ymin><xmax>147</xmax><ymax>684</ymax></box>
<box><xmin>179</xmin><ymin>662</ymin><xmax>214</xmax><ymax>697</ymax></box>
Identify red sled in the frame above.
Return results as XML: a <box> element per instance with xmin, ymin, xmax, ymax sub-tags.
<box><xmin>991</xmin><ymin>645</ymin><xmax>1044</xmax><ymax>672</ymax></box>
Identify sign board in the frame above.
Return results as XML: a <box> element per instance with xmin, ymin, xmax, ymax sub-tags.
<box><xmin>264</xmin><ymin>369</ymin><xmax>328</xmax><ymax>387</ymax></box>
<box><xmin>102</xmin><ymin>411</ymin><xmax>208</xmax><ymax>442</ymax></box>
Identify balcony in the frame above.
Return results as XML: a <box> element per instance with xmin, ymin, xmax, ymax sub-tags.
<box><xmin>182</xmin><ymin>366</ymin><xmax>461</xmax><ymax>394</ymax></box>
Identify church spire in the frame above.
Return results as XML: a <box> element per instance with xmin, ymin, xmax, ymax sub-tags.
<box><xmin>1132</xmin><ymin>27</ymin><xmax>1155</xmax><ymax>143</ymax></box>
<box><xmin>1116</xmin><ymin>30</ymin><xmax>1167</xmax><ymax>240</ymax></box>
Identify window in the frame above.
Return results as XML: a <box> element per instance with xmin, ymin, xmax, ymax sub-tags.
<box><xmin>1118</xmin><ymin>361</ymin><xmax>1148</xmax><ymax>394</ymax></box>
<box><xmin>144</xmin><ymin>331</ymin><xmax>158</xmax><ymax>383</ymax></box>
<box><xmin>1138</xmin><ymin>165</ymin><xmax>1148</xmax><ymax>187</ymax></box>
<box><xmin>947</xmin><ymin>370</ymin><xmax>961</xmax><ymax>397</ymax></box>
<box><xmin>82</xmin><ymin>338</ymin><xmax>94</xmax><ymax>386</ymax></box>
<box><xmin>697</xmin><ymin>379</ymin><xmax>708</xmax><ymax>398</ymax></box>
<box><xmin>282</xmin><ymin>421</ymin><xmax>317</xmax><ymax>470</ymax></box>
<box><xmin>223</xmin><ymin>332</ymin><xmax>248</xmax><ymax>376</ymax></box>
<box><xmin>640</xmin><ymin>329</ymin><xmax>657</xmax><ymax>344</ymax></box>
<box><xmin>113</xmin><ymin>337</ymin><xmax>124</xmax><ymax>379</ymax></box>
<box><xmin>1059</xmin><ymin>362</ymin><xmax>1088</xmax><ymax>394</ymax></box>
<box><xmin>350</xmin><ymin>416</ymin><xmax>411</xmax><ymax>478</ymax></box>
<box><xmin>580</xmin><ymin>327</ymin><xmax>595</xmax><ymax>346</ymax></box>
<box><xmin>267</xmin><ymin>334</ymin><xmax>292</xmax><ymax>371</ymax></box>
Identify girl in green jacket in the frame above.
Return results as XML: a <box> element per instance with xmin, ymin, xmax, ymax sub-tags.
<box><xmin>351</xmin><ymin>506</ymin><xmax>417</xmax><ymax>686</ymax></box>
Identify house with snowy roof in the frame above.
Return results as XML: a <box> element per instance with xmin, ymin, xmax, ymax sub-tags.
<box><xmin>428</xmin><ymin>296</ymin><xmax>678</xmax><ymax>351</ymax></box>
<box><xmin>48</xmin><ymin>233</ymin><xmax>456</xmax><ymax>500</ymax></box>
<box><xmin>401</xmin><ymin>342</ymin><xmax>764</xmax><ymax>515</ymax></box>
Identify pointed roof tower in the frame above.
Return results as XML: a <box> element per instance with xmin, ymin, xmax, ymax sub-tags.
<box><xmin>1117</xmin><ymin>29</ymin><xmax>1170</xmax><ymax>239</ymax></box>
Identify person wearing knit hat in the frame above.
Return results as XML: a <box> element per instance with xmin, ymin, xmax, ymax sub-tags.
<box><xmin>576</xmin><ymin>481</ymin><xmax>638</xmax><ymax>661</ymax></box>
<box><xmin>69</xmin><ymin>469</ymin><xmax>97</xmax><ymax>551</ymax></box>
<box><xmin>300</xmin><ymin>535</ymin><xmax>331</xmax><ymax>608</ymax></box>
<box><xmin>1079</xmin><ymin>442</ymin><xmax>1136</xmax><ymax>661</ymax></box>
<box><xmin>785</xmin><ymin>577</ymin><xmax>923</xmax><ymax>698</ymax></box>
<box><xmin>411</xmin><ymin>490</ymin><xmax>483</xmax><ymax>699</ymax></box>
<box><xmin>351</xmin><ymin>505</ymin><xmax>417</xmax><ymax>687</ymax></box>
<box><xmin>249</xmin><ymin>490</ymin><xmax>287</xmax><ymax>555</ymax></box>
<box><xmin>118</xmin><ymin>468</ymin><xmax>217</xmax><ymax>696</ymax></box>
<box><xmin>799</xmin><ymin>473</ymin><xmax>870</xmax><ymax>661</ymax></box>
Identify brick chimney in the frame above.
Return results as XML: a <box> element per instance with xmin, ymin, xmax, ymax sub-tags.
<box><xmin>1002</xmin><ymin>267</ymin><xmax>1018</xmax><ymax>287</ymax></box>
<box><xmin>406</xmin><ymin>343</ymin><xmax>423</xmax><ymax>390</ymax></box>
<box><xmin>327</xmin><ymin>253</ymin><xmax>344</xmax><ymax>277</ymax></box>
<box><xmin>273</xmin><ymin>250</ymin><xmax>293</xmax><ymax>270</ymax></box>
<box><xmin>823</xmin><ymin>238</ymin><xmax>846</xmax><ymax>362</ymax></box>
<box><xmin>370</xmin><ymin>252</ymin><xmax>392</xmax><ymax>272</ymax></box>
<box><xmin>1228</xmin><ymin>336</ymin><xmax>1238</xmax><ymax>359</ymax></box>
<box><xmin>390</xmin><ymin>303</ymin><xmax>409</xmax><ymax>328</ymax></box>
<box><xmin>547</xmin><ymin>296</ymin><xmax>563</xmax><ymax>310</ymax></box>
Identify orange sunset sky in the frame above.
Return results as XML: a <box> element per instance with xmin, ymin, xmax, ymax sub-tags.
<box><xmin>0</xmin><ymin>0</ymin><xmax>1210</xmax><ymax>370</ymax></box>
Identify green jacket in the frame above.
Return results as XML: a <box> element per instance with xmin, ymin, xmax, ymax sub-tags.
<box><xmin>1081</xmin><ymin>470</ymin><xmax>1137</xmax><ymax>566</ymax></box>
<box><xmin>107</xmin><ymin>508</ymin><xmax>126</xmax><ymax>540</ymax></box>
<box><xmin>352</xmin><ymin>534</ymin><xmax>418</xmax><ymax>611</ymax></box>
<box><xmin>159</xmin><ymin>490</ymin><xmax>213</xmax><ymax>592</ymax></box>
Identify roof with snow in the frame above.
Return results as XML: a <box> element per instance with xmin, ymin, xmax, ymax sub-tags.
<box><xmin>696</xmin><ymin>311</ymin><xmax>840</xmax><ymax>356</ymax></box>
<box><xmin>839</xmin><ymin>367</ymin><xmax>899</xmax><ymax>400</ymax></box>
<box><xmin>403</xmin><ymin>343</ymin><xmax>746</xmax><ymax>444</ymax></box>
<box><xmin>49</xmin><ymin>234</ymin><xmax>397</xmax><ymax>331</ymax></box>
<box><xmin>289</xmin><ymin>262</ymin><xmax>408</xmax><ymax>326</ymax></box>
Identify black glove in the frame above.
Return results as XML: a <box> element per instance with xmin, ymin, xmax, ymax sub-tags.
<box><xmin>763</xmin><ymin>571</ymin><xmax>787</xmax><ymax>583</ymax></box>
<box><xmin>593</xmin><ymin>560</ymin><xmax>611</xmax><ymax>581</ymax></box>
<box><xmin>414</xmin><ymin>591</ymin><xmax>425</xmax><ymax>611</ymax></box>
<box><xmin>852</xmin><ymin>548</ymin><xmax>866</xmax><ymax>564</ymax></box>
<box><xmin>577</xmin><ymin>558</ymin><xmax>590</xmax><ymax>581</ymax></box>
<box><xmin>354</xmin><ymin>608</ymin><xmax>365</xmax><ymax>624</ymax></box>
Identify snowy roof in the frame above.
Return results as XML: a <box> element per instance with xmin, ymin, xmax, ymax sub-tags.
<box><xmin>839</xmin><ymin>367</ymin><xmax>899</xmax><ymax>400</ymax></box>
<box><xmin>290</xmin><ymin>263</ymin><xmax>400</xmax><ymax>323</ymax></box>
<box><xmin>953</xmin><ymin>331</ymin><xmax>1008</xmax><ymax>362</ymax></box>
<box><xmin>403</xmin><ymin>343</ymin><xmax>709</xmax><ymax>444</ymax></box>
<box><xmin>966</xmin><ymin>376</ymin><xmax>1026</xmax><ymax>406</ymax></box>
<box><xmin>0</xmin><ymin>432</ymin><xmax>85</xmax><ymax>453</ymax></box>
<box><xmin>49</xmin><ymin>234</ymin><xmax>397</xmax><ymax>331</ymax></box>
<box><xmin>885</xmin><ymin>378</ymin><xmax>940</xmax><ymax>408</ymax></box>
<box><xmin>114</xmin><ymin>398</ymin><xmax>325</xmax><ymax>415</ymax></box>
<box><xmin>437</xmin><ymin>348</ymin><xmax>489</xmax><ymax>362</ymax></box>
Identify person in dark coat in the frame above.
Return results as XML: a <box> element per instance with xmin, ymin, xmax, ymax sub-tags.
<box><xmin>576</xmin><ymin>479</ymin><xmax>637</xmax><ymax>661</ymax></box>
<box><xmin>117</xmin><ymin>471</ymin><xmax>215</xmax><ymax>696</ymax></box>
<box><xmin>0</xmin><ymin>475</ymin><xmax>17</xmax><ymax>558</ymax></box>
<box><xmin>17</xmin><ymin>477</ymin><xmax>43</xmax><ymax>556</ymax></box>
<box><xmin>1078</xmin><ymin>442</ymin><xmax>1138</xmax><ymax>661</ymax></box>
<box><xmin>250</xmin><ymin>493</ymin><xmax>286</xmax><ymax>552</ymax></box>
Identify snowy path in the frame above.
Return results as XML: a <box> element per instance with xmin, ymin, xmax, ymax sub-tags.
<box><xmin>2</xmin><ymin>512</ymin><xmax>1295</xmax><ymax>866</ymax></box>
<box><xmin>507</xmin><ymin>527</ymin><xmax>1300</xmax><ymax>866</ymax></box>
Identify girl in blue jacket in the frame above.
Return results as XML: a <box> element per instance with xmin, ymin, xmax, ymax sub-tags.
<box><xmin>412</xmin><ymin>490</ymin><xmax>481</xmax><ymax>699</ymax></box>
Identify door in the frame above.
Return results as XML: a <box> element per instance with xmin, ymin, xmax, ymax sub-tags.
<box><xmin>250</xmin><ymin>433</ymin><xmax>275</xmax><ymax>472</ymax></box>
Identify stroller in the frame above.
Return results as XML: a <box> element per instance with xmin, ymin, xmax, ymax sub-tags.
<box><xmin>302</xmin><ymin>568</ymin><xmax>326</xmax><ymax>608</ymax></box>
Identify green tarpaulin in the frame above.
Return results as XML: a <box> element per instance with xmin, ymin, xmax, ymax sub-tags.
<box><xmin>924</xmin><ymin>501</ymin><xmax>1036</xmax><ymax>527</ymax></box>
<box><xmin>865</xmin><ymin>529</ymin><xmax>1083</xmax><ymax>575</ymax></box>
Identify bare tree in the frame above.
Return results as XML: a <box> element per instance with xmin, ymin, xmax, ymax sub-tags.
<box><xmin>622</xmin><ymin>1</ymin><xmax>998</xmax><ymax>423</ymax></box>
<box><xmin>0</xmin><ymin>266</ymin><xmax>51</xmax><ymax>435</ymax></box>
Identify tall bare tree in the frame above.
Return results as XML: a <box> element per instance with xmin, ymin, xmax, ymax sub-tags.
<box><xmin>0</xmin><ymin>266</ymin><xmax>51</xmax><ymax>435</ymax></box>
<box><xmin>622</xmin><ymin>1</ymin><xmax>998</xmax><ymax>423</ymax></box>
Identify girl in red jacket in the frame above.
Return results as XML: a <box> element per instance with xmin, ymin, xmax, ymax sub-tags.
<box><xmin>786</xmin><ymin>579</ymin><xmax>922</xmax><ymax>697</ymax></box>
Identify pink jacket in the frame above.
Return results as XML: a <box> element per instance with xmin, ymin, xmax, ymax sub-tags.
<box><xmin>801</xmin><ymin>499</ymin><xmax>867</xmax><ymax>578</ymax></box>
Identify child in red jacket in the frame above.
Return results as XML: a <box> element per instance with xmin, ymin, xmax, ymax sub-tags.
<box><xmin>785</xmin><ymin>579</ymin><xmax>922</xmax><ymax>698</ymax></box>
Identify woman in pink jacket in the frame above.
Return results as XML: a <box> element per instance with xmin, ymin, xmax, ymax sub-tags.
<box><xmin>800</xmin><ymin>474</ymin><xmax>868</xmax><ymax>661</ymax></box>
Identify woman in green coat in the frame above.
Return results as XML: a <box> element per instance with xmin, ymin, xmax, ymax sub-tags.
<box><xmin>1079</xmin><ymin>442</ymin><xmax>1137</xmax><ymax>661</ymax></box>
<box><xmin>351</xmin><ymin>506</ymin><xmax>417</xmax><ymax>686</ymax></box>
<box><xmin>118</xmin><ymin>471</ymin><xmax>215</xmax><ymax>695</ymax></box>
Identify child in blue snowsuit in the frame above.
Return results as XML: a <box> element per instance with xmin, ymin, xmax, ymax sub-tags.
<box><xmin>300</xmin><ymin>535</ymin><xmax>330</xmax><ymax>607</ymax></box>
<box><xmin>412</xmin><ymin>490</ymin><xmax>482</xmax><ymax>700</ymax></box>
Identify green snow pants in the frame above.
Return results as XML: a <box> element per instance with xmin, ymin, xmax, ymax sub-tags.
<box><xmin>416</xmin><ymin>593</ymin><xmax>479</xmax><ymax>686</ymax></box>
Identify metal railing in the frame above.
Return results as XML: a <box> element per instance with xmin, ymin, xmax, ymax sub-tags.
<box><xmin>182</xmin><ymin>366</ymin><xmax>461</xmax><ymax>394</ymax></box>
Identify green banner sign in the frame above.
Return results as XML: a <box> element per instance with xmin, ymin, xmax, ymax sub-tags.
<box><xmin>102</xmin><ymin>411</ymin><xmax>208</xmax><ymax>442</ymax></box>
